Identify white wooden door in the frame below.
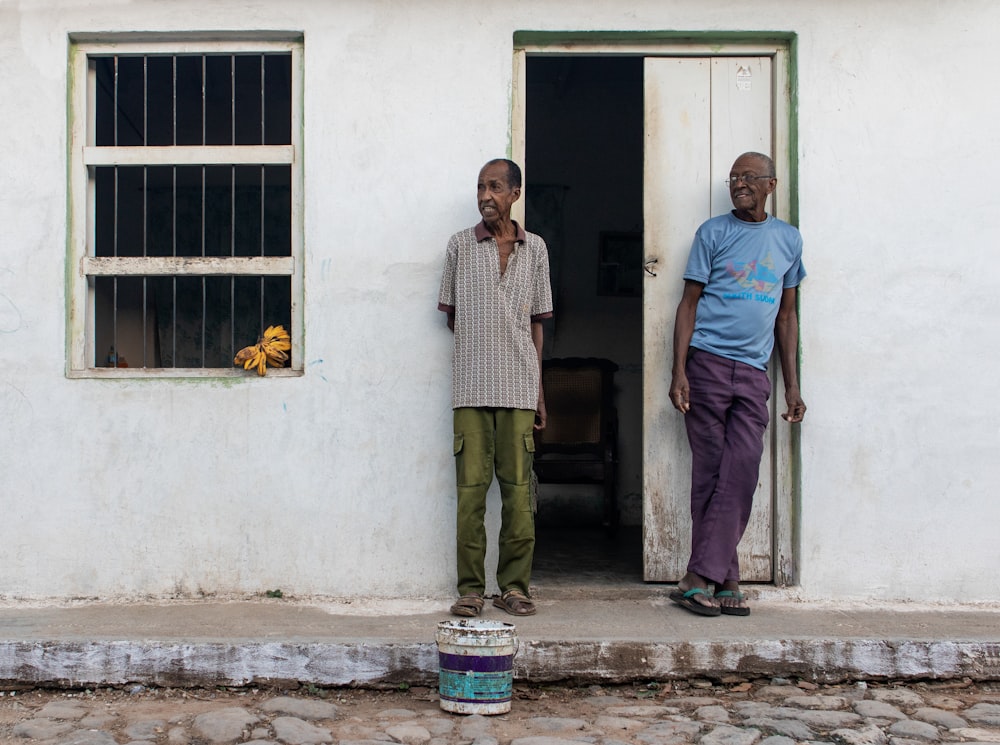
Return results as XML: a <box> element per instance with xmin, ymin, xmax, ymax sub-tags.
<box><xmin>642</xmin><ymin>56</ymin><xmax>775</xmax><ymax>582</ymax></box>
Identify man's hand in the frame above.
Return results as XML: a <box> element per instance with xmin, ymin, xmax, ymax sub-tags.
<box><xmin>781</xmin><ymin>386</ymin><xmax>806</xmax><ymax>423</ymax></box>
<box><xmin>669</xmin><ymin>372</ymin><xmax>691</xmax><ymax>414</ymax></box>
<box><xmin>534</xmin><ymin>398</ymin><xmax>547</xmax><ymax>431</ymax></box>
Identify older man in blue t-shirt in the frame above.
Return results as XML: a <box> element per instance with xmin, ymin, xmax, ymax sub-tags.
<box><xmin>668</xmin><ymin>152</ymin><xmax>806</xmax><ymax>617</ymax></box>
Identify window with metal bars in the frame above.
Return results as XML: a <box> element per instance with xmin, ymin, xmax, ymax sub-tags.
<box><xmin>68</xmin><ymin>39</ymin><xmax>303</xmax><ymax>375</ymax></box>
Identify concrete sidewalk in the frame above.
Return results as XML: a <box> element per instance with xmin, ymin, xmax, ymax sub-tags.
<box><xmin>1</xmin><ymin>588</ymin><xmax>999</xmax><ymax>690</ymax></box>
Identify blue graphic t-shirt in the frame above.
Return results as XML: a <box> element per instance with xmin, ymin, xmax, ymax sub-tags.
<box><xmin>683</xmin><ymin>211</ymin><xmax>806</xmax><ymax>370</ymax></box>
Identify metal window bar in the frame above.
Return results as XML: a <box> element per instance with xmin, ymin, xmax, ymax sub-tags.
<box><xmin>172</xmin><ymin>56</ymin><xmax>178</xmax><ymax>369</ymax></box>
<box><xmin>230</xmin><ymin>170</ymin><xmax>236</xmax><ymax>361</ymax></box>
<box><xmin>142</xmin><ymin>56</ymin><xmax>148</xmax><ymax>368</ymax></box>
<box><xmin>199</xmin><ymin>54</ymin><xmax>207</xmax><ymax>365</ymax></box>
<box><xmin>230</xmin><ymin>55</ymin><xmax>236</xmax><ymax>359</ymax></box>
<box><xmin>230</xmin><ymin>177</ymin><xmax>236</xmax><ymax>359</ymax></box>
<box><xmin>259</xmin><ymin>55</ymin><xmax>266</xmax><ymax>338</ymax></box>
<box><xmin>200</xmin><ymin>161</ymin><xmax>206</xmax><ymax>367</ymax></box>
<box><xmin>112</xmin><ymin>56</ymin><xmax>119</xmax><ymax>367</ymax></box>
<box><xmin>260</xmin><ymin>166</ymin><xmax>266</xmax><ymax>346</ymax></box>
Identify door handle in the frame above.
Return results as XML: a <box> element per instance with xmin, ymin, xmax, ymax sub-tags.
<box><xmin>644</xmin><ymin>258</ymin><xmax>658</xmax><ymax>277</ymax></box>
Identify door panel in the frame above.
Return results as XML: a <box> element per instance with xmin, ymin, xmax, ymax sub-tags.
<box><xmin>642</xmin><ymin>56</ymin><xmax>774</xmax><ymax>582</ymax></box>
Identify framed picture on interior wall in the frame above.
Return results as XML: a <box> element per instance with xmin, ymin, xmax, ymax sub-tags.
<box><xmin>597</xmin><ymin>231</ymin><xmax>643</xmax><ymax>297</ymax></box>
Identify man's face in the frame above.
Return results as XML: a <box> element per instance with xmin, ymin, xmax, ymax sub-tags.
<box><xmin>477</xmin><ymin>163</ymin><xmax>520</xmax><ymax>226</ymax></box>
<box><xmin>728</xmin><ymin>155</ymin><xmax>776</xmax><ymax>220</ymax></box>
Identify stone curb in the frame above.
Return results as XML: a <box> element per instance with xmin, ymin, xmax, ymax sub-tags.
<box><xmin>2</xmin><ymin>638</ymin><xmax>999</xmax><ymax>689</ymax></box>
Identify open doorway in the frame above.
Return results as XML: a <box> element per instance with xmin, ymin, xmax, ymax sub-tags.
<box><xmin>519</xmin><ymin>42</ymin><xmax>795</xmax><ymax>589</ymax></box>
<box><xmin>525</xmin><ymin>56</ymin><xmax>645</xmax><ymax>587</ymax></box>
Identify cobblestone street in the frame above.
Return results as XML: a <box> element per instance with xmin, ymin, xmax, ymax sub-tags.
<box><xmin>1</xmin><ymin>678</ymin><xmax>999</xmax><ymax>745</ymax></box>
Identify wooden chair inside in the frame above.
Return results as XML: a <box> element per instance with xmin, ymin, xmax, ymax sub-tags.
<box><xmin>533</xmin><ymin>357</ymin><xmax>619</xmax><ymax>531</ymax></box>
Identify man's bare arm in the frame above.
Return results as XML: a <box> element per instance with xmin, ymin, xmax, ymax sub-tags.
<box><xmin>774</xmin><ymin>286</ymin><xmax>806</xmax><ymax>423</ymax></box>
<box><xmin>669</xmin><ymin>280</ymin><xmax>704</xmax><ymax>414</ymax></box>
<box><xmin>531</xmin><ymin>321</ymin><xmax>546</xmax><ymax>430</ymax></box>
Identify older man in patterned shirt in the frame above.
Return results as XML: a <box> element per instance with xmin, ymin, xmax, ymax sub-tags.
<box><xmin>437</xmin><ymin>159</ymin><xmax>553</xmax><ymax>617</ymax></box>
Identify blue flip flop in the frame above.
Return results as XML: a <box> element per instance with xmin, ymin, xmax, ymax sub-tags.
<box><xmin>669</xmin><ymin>587</ymin><xmax>721</xmax><ymax>617</ymax></box>
<box><xmin>714</xmin><ymin>590</ymin><xmax>751</xmax><ymax>616</ymax></box>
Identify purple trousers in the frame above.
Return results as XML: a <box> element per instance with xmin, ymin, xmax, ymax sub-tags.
<box><xmin>684</xmin><ymin>348</ymin><xmax>771</xmax><ymax>585</ymax></box>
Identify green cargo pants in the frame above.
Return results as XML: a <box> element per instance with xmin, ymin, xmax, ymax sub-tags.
<box><xmin>453</xmin><ymin>407</ymin><xmax>536</xmax><ymax>597</ymax></box>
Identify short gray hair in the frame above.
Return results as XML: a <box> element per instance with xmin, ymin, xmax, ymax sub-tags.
<box><xmin>737</xmin><ymin>152</ymin><xmax>776</xmax><ymax>178</ymax></box>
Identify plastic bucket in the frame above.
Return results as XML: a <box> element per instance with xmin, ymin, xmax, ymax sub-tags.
<box><xmin>436</xmin><ymin>619</ymin><xmax>517</xmax><ymax>715</ymax></box>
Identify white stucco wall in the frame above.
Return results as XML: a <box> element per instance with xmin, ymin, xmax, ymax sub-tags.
<box><xmin>0</xmin><ymin>0</ymin><xmax>997</xmax><ymax>604</ymax></box>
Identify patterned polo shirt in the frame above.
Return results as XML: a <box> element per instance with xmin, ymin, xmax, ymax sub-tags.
<box><xmin>438</xmin><ymin>220</ymin><xmax>554</xmax><ymax>410</ymax></box>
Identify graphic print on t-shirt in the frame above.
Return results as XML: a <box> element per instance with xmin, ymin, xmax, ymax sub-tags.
<box><xmin>724</xmin><ymin>251</ymin><xmax>779</xmax><ymax>302</ymax></box>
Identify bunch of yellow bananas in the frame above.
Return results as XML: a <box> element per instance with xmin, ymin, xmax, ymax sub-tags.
<box><xmin>233</xmin><ymin>325</ymin><xmax>292</xmax><ymax>376</ymax></box>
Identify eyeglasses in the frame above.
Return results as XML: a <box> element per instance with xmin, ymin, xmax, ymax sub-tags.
<box><xmin>724</xmin><ymin>174</ymin><xmax>774</xmax><ymax>186</ymax></box>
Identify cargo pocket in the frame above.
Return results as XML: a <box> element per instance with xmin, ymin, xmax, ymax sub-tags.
<box><xmin>454</xmin><ymin>431</ymin><xmax>490</xmax><ymax>488</ymax></box>
<box><xmin>523</xmin><ymin>432</ymin><xmax>536</xmax><ymax>454</ymax></box>
<box><xmin>514</xmin><ymin>432</ymin><xmax>536</xmax><ymax>487</ymax></box>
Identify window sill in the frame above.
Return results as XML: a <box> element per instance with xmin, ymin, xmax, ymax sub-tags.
<box><xmin>67</xmin><ymin>367</ymin><xmax>304</xmax><ymax>380</ymax></box>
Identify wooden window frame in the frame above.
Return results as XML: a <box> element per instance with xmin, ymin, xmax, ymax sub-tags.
<box><xmin>67</xmin><ymin>36</ymin><xmax>304</xmax><ymax>378</ymax></box>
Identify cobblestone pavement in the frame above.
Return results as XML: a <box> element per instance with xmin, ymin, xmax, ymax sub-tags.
<box><xmin>1</xmin><ymin>678</ymin><xmax>998</xmax><ymax>745</ymax></box>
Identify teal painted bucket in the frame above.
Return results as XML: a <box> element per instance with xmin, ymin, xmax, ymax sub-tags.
<box><xmin>436</xmin><ymin>619</ymin><xmax>517</xmax><ymax>715</ymax></box>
